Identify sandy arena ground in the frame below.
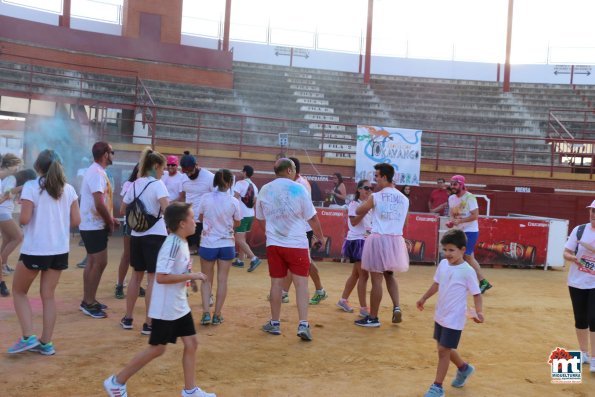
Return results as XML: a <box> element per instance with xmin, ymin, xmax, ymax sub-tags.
<box><xmin>0</xmin><ymin>236</ymin><xmax>593</xmax><ymax>397</ymax></box>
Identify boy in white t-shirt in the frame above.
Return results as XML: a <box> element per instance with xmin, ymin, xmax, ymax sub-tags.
<box><xmin>104</xmin><ymin>202</ymin><xmax>215</xmax><ymax>397</ymax></box>
<box><xmin>417</xmin><ymin>229</ymin><xmax>484</xmax><ymax>397</ymax></box>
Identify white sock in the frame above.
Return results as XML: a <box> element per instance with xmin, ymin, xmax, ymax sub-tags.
<box><xmin>316</xmin><ymin>289</ymin><xmax>325</xmax><ymax>294</ymax></box>
<box><xmin>299</xmin><ymin>320</ymin><xmax>309</xmax><ymax>327</ymax></box>
<box><xmin>252</xmin><ymin>256</ymin><xmax>258</xmax><ymax>261</ymax></box>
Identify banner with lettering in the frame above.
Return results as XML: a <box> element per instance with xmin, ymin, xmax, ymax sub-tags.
<box><xmin>356</xmin><ymin>126</ymin><xmax>422</xmax><ymax>186</ymax></box>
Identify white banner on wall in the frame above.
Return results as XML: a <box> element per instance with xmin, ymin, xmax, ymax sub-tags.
<box><xmin>356</xmin><ymin>125</ymin><xmax>422</xmax><ymax>185</ymax></box>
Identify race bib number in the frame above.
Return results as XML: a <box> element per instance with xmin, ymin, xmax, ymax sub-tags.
<box><xmin>578</xmin><ymin>255</ymin><xmax>595</xmax><ymax>276</ymax></box>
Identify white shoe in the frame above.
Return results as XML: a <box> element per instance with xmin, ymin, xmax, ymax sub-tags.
<box><xmin>581</xmin><ymin>352</ymin><xmax>590</xmax><ymax>364</ymax></box>
<box><xmin>103</xmin><ymin>375</ymin><xmax>127</xmax><ymax>397</ymax></box>
<box><xmin>2</xmin><ymin>264</ymin><xmax>14</xmax><ymax>275</ymax></box>
<box><xmin>181</xmin><ymin>386</ymin><xmax>216</xmax><ymax>397</ymax></box>
<box><xmin>590</xmin><ymin>358</ymin><xmax>595</xmax><ymax>373</ymax></box>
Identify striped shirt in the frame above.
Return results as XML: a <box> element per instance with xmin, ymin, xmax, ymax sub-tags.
<box><xmin>148</xmin><ymin>234</ymin><xmax>192</xmax><ymax>321</ymax></box>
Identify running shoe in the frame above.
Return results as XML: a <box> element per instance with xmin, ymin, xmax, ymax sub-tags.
<box><xmin>479</xmin><ymin>279</ymin><xmax>493</xmax><ymax>294</ymax></box>
<box><xmin>282</xmin><ymin>292</ymin><xmax>289</xmax><ymax>304</ymax></box>
<box><xmin>139</xmin><ymin>286</ymin><xmax>146</xmax><ymax>297</ymax></box>
<box><xmin>141</xmin><ymin>323</ymin><xmax>152</xmax><ymax>335</ymax></box>
<box><xmin>423</xmin><ymin>384</ymin><xmax>444</xmax><ymax>397</ymax></box>
<box><xmin>211</xmin><ymin>314</ymin><xmax>224</xmax><ymax>325</ymax></box>
<box><xmin>231</xmin><ymin>259</ymin><xmax>244</xmax><ymax>268</ymax></box>
<box><xmin>0</xmin><ymin>281</ymin><xmax>9</xmax><ymax>297</ymax></box>
<box><xmin>80</xmin><ymin>302</ymin><xmax>107</xmax><ymax>319</ymax></box>
<box><xmin>30</xmin><ymin>341</ymin><xmax>55</xmax><ymax>356</ymax></box>
<box><xmin>120</xmin><ymin>317</ymin><xmax>133</xmax><ymax>330</ymax></box>
<box><xmin>8</xmin><ymin>335</ymin><xmax>40</xmax><ymax>353</ymax></box>
<box><xmin>247</xmin><ymin>258</ymin><xmax>262</xmax><ymax>272</ymax></box>
<box><xmin>200</xmin><ymin>312</ymin><xmax>211</xmax><ymax>325</ymax></box>
<box><xmin>590</xmin><ymin>358</ymin><xmax>595</xmax><ymax>373</ymax></box>
<box><xmin>2</xmin><ymin>264</ymin><xmax>14</xmax><ymax>275</ymax></box>
<box><xmin>297</xmin><ymin>324</ymin><xmax>312</xmax><ymax>341</ymax></box>
<box><xmin>104</xmin><ymin>375</ymin><xmax>128</xmax><ymax>397</ymax></box>
<box><xmin>581</xmin><ymin>352</ymin><xmax>590</xmax><ymax>364</ymax></box>
<box><xmin>392</xmin><ymin>306</ymin><xmax>403</xmax><ymax>323</ymax></box>
<box><xmin>359</xmin><ymin>307</ymin><xmax>370</xmax><ymax>318</ymax></box>
<box><xmin>451</xmin><ymin>364</ymin><xmax>475</xmax><ymax>388</ymax></box>
<box><xmin>181</xmin><ymin>386</ymin><xmax>217</xmax><ymax>397</ymax></box>
<box><xmin>309</xmin><ymin>290</ymin><xmax>328</xmax><ymax>305</ymax></box>
<box><xmin>76</xmin><ymin>257</ymin><xmax>87</xmax><ymax>268</ymax></box>
<box><xmin>95</xmin><ymin>301</ymin><xmax>108</xmax><ymax>310</ymax></box>
<box><xmin>354</xmin><ymin>316</ymin><xmax>380</xmax><ymax>328</ymax></box>
<box><xmin>115</xmin><ymin>284</ymin><xmax>125</xmax><ymax>299</ymax></box>
<box><xmin>336</xmin><ymin>299</ymin><xmax>354</xmax><ymax>313</ymax></box>
<box><xmin>262</xmin><ymin>321</ymin><xmax>281</xmax><ymax>335</ymax></box>
<box><xmin>209</xmin><ymin>294</ymin><xmax>214</xmax><ymax>307</ymax></box>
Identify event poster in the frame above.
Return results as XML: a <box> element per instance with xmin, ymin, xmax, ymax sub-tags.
<box><xmin>356</xmin><ymin>125</ymin><xmax>422</xmax><ymax>186</ymax></box>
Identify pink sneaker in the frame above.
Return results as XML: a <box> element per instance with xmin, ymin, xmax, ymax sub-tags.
<box><xmin>336</xmin><ymin>299</ymin><xmax>354</xmax><ymax>313</ymax></box>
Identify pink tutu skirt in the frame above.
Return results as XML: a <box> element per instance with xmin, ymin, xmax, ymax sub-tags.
<box><xmin>361</xmin><ymin>234</ymin><xmax>409</xmax><ymax>273</ymax></box>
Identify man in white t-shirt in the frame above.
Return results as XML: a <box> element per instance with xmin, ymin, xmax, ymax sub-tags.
<box><xmin>161</xmin><ymin>155</ymin><xmax>184</xmax><ymax>203</ymax></box>
<box><xmin>256</xmin><ymin>158</ymin><xmax>326</xmax><ymax>341</ymax></box>
<box><xmin>178</xmin><ymin>152</ymin><xmax>215</xmax><ymax>254</ymax></box>
<box><xmin>447</xmin><ymin>175</ymin><xmax>492</xmax><ymax>294</ymax></box>
<box><xmin>79</xmin><ymin>141</ymin><xmax>119</xmax><ymax>319</ymax></box>
<box><xmin>232</xmin><ymin>165</ymin><xmax>261</xmax><ymax>272</ymax></box>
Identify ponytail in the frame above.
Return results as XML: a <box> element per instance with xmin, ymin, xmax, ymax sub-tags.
<box><xmin>138</xmin><ymin>146</ymin><xmax>165</xmax><ymax>177</ymax></box>
<box><xmin>34</xmin><ymin>149</ymin><xmax>66</xmax><ymax>199</ymax></box>
<box><xmin>213</xmin><ymin>169</ymin><xmax>233</xmax><ymax>191</ymax></box>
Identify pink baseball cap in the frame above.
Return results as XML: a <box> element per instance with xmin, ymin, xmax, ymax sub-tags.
<box><xmin>586</xmin><ymin>200</ymin><xmax>595</xmax><ymax>209</ymax></box>
<box><xmin>450</xmin><ymin>175</ymin><xmax>465</xmax><ymax>185</ymax></box>
<box><xmin>166</xmin><ymin>155</ymin><xmax>178</xmax><ymax>166</ymax></box>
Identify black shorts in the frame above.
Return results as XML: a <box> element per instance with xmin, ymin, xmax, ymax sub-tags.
<box><xmin>130</xmin><ymin>234</ymin><xmax>166</xmax><ymax>273</ymax></box>
<box><xmin>149</xmin><ymin>312</ymin><xmax>196</xmax><ymax>345</ymax></box>
<box><xmin>433</xmin><ymin>322</ymin><xmax>462</xmax><ymax>349</ymax></box>
<box><xmin>20</xmin><ymin>253</ymin><xmax>69</xmax><ymax>271</ymax></box>
<box><xmin>187</xmin><ymin>222</ymin><xmax>203</xmax><ymax>248</ymax></box>
<box><xmin>80</xmin><ymin>229</ymin><xmax>109</xmax><ymax>254</ymax></box>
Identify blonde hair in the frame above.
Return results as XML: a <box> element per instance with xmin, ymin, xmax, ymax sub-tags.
<box><xmin>138</xmin><ymin>147</ymin><xmax>165</xmax><ymax>177</ymax></box>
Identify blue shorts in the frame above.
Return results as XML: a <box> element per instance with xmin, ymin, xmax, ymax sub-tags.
<box><xmin>464</xmin><ymin>232</ymin><xmax>479</xmax><ymax>255</ymax></box>
<box><xmin>199</xmin><ymin>246</ymin><xmax>236</xmax><ymax>261</ymax></box>
<box><xmin>433</xmin><ymin>322</ymin><xmax>462</xmax><ymax>349</ymax></box>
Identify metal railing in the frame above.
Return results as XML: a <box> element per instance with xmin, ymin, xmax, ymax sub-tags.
<box><xmin>88</xmin><ymin>103</ymin><xmax>594</xmax><ymax>178</ymax></box>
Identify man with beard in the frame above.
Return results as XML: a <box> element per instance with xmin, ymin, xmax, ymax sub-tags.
<box><xmin>447</xmin><ymin>175</ymin><xmax>493</xmax><ymax>294</ymax></box>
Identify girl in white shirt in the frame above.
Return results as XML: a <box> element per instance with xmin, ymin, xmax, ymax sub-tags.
<box><xmin>0</xmin><ymin>154</ymin><xmax>23</xmax><ymax>277</ymax></box>
<box><xmin>337</xmin><ymin>179</ymin><xmax>373</xmax><ymax>316</ymax></box>
<box><xmin>197</xmin><ymin>169</ymin><xmax>241</xmax><ymax>326</ymax></box>
<box><xmin>7</xmin><ymin>149</ymin><xmax>80</xmax><ymax>355</ymax></box>
<box><xmin>121</xmin><ymin>148</ymin><xmax>169</xmax><ymax>335</ymax></box>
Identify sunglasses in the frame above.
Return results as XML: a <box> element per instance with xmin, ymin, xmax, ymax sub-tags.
<box><xmin>167</xmin><ymin>164</ymin><xmax>177</xmax><ymax>167</ymax></box>
<box><xmin>361</xmin><ymin>186</ymin><xmax>373</xmax><ymax>191</ymax></box>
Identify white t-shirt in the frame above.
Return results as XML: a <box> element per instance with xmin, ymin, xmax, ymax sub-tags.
<box><xmin>370</xmin><ymin>187</ymin><xmax>408</xmax><ymax>235</ymax></box>
<box><xmin>20</xmin><ymin>179</ymin><xmax>78</xmax><ymax>255</ymax></box>
<box><xmin>0</xmin><ymin>175</ymin><xmax>16</xmax><ymax>214</ymax></box>
<box><xmin>449</xmin><ymin>192</ymin><xmax>479</xmax><ymax>232</ymax></box>
<box><xmin>255</xmin><ymin>178</ymin><xmax>317</xmax><ymax>249</ymax></box>
<box><xmin>180</xmin><ymin>169</ymin><xmax>215</xmax><ymax>221</ymax></box>
<box><xmin>149</xmin><ymin>234</ymin><xmax>192</xmax><ymax>321</ymax></box>
<box><xmin>346</xmin><ymin>200</ymin><xmax>372</xmax><ymax>240</ymax></box>
<box><xmin>565</xmin><ymin>224</ymin><xmax>595</xmax><ymax>289</ymax></box>
<box><xmin>162</xmin><ymin>171</ymin><xmax>185</xmax><ymax>202</ymax></box>
<box><xmin>433</xmin><ymin>259</ymin><xmax>481</xmax><ymax>330</ymax></box>
<box><xmin>233</xmin><ymin>179</ymin><xmax>258</xmax><ymax>219</ymax></box>
<box><xmin>79</xmin><ymin>162</ymin><xmax>113</xmax><ymax>231</ymax></box>
<box><xmin>295</xmin><ymin>175</ymin><xmax>313</xmax><ymax>232</ymax></box>
<box><xmin>123</xmin><ymin>177</ymin><xmax>168</xmax><ymax>237</ymax></box>
<box><xmin>198</xmin><ymin>190</ymin><xmax>241</xmax><ymax>248</ymax></box>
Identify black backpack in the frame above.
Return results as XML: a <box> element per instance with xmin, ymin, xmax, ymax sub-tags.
<box><xmin>241</xmin><ymin>182</ymin><xmax>256</xmax><ymax>209</ymax></box>
<box><xmin>574</xmin><ymin>223</ymin><xmax>587</xmax><ymax>255</ymax></box>
<box><xmin>126</xmin><ymin>180</ymin><xmax>162</xmax><ymax>232</ymax></box>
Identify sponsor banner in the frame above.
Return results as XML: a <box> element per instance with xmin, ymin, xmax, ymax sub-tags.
<box><xmin>404</xmin><ymin>213</ymin><xmax>440</xmax><ymax>262</ymax></box>
<box><xmin>356</xmin><ymin>125</ymin><xmax>422</xmax><ymax>186</ymax></box>
<box><xmin>474</xmin><ymin>217</ymin><xmax>549</xmax><ymax>267</ymax></box>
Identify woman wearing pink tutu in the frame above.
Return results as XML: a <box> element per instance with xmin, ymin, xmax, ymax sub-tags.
<box><xmin>337</xmin><ymin>179</ymin><xmax>373</xmax><ymax>317</ymax></box>
<box><xmin>354</xmin><ymin>163</ymin><xmax>409</xmax><ymax>328</ymax></box>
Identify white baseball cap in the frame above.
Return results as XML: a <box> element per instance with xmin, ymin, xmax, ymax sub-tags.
<box><xmin>586</xmin><ymin>200</ymin><xmax>595</xmax><ymax>209</ymax></box>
